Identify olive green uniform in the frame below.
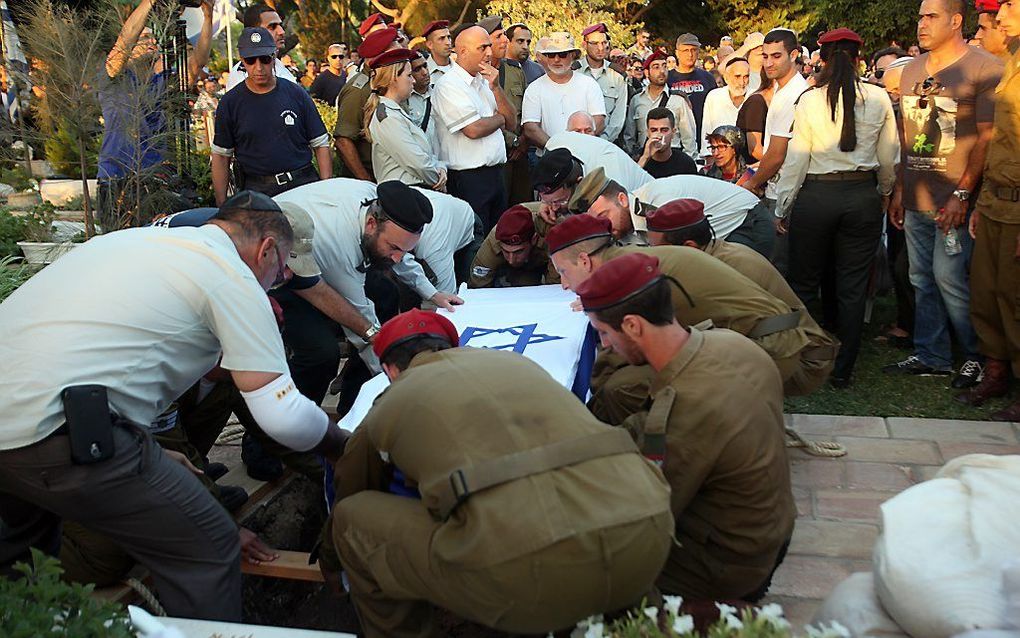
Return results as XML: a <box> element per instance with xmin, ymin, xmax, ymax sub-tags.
<box><xmin>631</xmin><ymin>328</ymin><xmax>795</xmax><ymax>600</ymax></box>
<box><xmin>971</xmin><ymin>40</ymin><xmax>1020</xmax><ymax>377</ymax></box>
<box><xmin>590</xmin><ymin>245</ymin><xmax>831</xmax><ymax>423</ymax></box>
<box><xmin>323</xmin><ymin>349</ymin><xmax>674</xmax><ymax>638</ymax></box>
<box><xmin>334</xmin><ymin>70</ymin><xmax>374</xmax><ymax>179</ymax></box>
<box><xmin>467</xmin><ymin>202</ymin><xmax>560</xmax><ymax>288</ymax></box>
<box><xmin>499</xmin><ymin>59</ymin><xmax>531</xmax><ymax>205</ymax></box>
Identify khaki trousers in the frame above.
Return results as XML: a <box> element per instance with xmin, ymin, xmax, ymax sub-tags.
<box><xmin>970</xmin><ymin>213</ymin><xmax>1020</xmax><ymax>376</ymax></box>
<box><xmin>333</xmin><ymin>491</ymin><xmax>673</xmax><ymax>638</ymax></box>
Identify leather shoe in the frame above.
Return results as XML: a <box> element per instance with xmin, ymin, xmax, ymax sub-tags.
<box><xmin>217</xmin><ymin>485</ymin><xmax>250</xmax><ymax>514</ymax></box>
<box><xmin>204</xmin><ymin>461</ymin><xmax>229</xmax><ymax>481</ymax></box>
<box><xmin>991</xmin><ymin>400</ymin><xmax>1020</xmax><ymax>422</ymax></box>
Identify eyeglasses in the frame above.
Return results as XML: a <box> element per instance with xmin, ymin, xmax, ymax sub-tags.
<box><xmin>242</xmin><ymin>55</ymin><xmax>274</xmax><ymax>66</ymax></box>
<box><xmin>545</xmin><ymin>51</ymin><xmax>572</xmax><ymax>59</ymax></box>
<box><xmin>913</xmin><ymin>76</ymin><xmax>942</xmax><ymax>109</ymax></box>
<box><xmin>708</xmin><ymin>144</ymin><xmax>732</xmax><ymax>151</ymax></box>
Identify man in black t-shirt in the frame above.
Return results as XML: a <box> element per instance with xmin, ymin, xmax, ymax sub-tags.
<box><xmin>666</xmin><ymin>33</ymin><xmax>717</xmax><ymax>147</ymax></box>
<box><xmin>309</xmin><ymin>43</ymin><xmax>347</xmax><ymax>105</ymax></box>
<box><xmin>637</xmin><ymin>107</ymin><xmax>698</xmax><ymax>178</ymax></box>
<box><xmin>211</xmin><ymin>28</ymin><xmax>332</xmax><ymax>204</ymax></box>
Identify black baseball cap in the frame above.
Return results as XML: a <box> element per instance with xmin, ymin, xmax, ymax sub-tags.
<box><xmin>238</xmin><ymin>27</ymin><xmax>277</xmax><ymax>58</ymax></box>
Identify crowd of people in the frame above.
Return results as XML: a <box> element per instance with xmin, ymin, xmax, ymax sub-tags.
<box><xmin>0</xmin><ymin>0</ymin><xmax>1018</xmax><ymax>634</ymax></box>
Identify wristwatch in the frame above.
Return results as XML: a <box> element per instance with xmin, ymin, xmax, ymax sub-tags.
<box><xmin>363</xmin><ymin>324</ymin><xmax>380</xmax><ymax>342</ymax></box>
<box><xmin>952</xmin><ymin>188</ymin><xmax>970</xmax><ymax>201</ymax></box>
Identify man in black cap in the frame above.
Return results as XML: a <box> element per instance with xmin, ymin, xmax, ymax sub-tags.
<box><xmin>211</xmin><ymin>27</ymin><xmax>332</xmax><ymax>205</ymax></box>
<box><xmin>273</xmin><ymin>179</ymin><xmax>463</xmax><ymax>414</ymax></box>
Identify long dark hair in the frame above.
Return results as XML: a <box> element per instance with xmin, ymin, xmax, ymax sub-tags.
<box><xmin>817</xmin><ymin>39</ymin><xmax>860</xmax><ymax>152</ymax></box>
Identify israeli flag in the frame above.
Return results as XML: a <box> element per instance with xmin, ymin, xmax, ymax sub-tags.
<box><xmin>0</xmin><ymin>0</ymin><xmax>27</xmax><ymax>73</ymax></box>
<box><xmin>182</xmin><ymin>0</ymin><xmax>235</xmax><ymax>43</ymax></box>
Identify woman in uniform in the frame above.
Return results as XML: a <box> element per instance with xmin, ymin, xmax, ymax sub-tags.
<box><xmin>363</xmin><ymin>48</ymin><xmax>447</xmax><ymax>189</ymax></box>
<box><xmin>774</xmin><ymin>28</ymin><xmax>900</xmax><ymax>388</ymax></box>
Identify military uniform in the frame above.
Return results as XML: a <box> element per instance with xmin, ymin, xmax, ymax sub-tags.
<box><xmin>498</xmin><ymin>58</ymin><xmax>531</xmax><ymax>205</ymax></box>
<box><xmin>589</xmin><ymin>245</ymin><xmax>830</xmax><ymax>423</ymax></box>
<box><xmin>468</xmin><ymin>202</ymin><xmax>560</xmax><ymax>287</ymax></box>
<box><xmin>638</xmin><ymin>327</ymin><xmax>795</xmax><ymax>599</ymax></box>
<box><xmin>971</xmin><ymin>40</ymin><xmax>1020</xmax><ymax>387</ymax></box>
<box><xmin>324</xmin><ymin>348</ymin><xmax>674</xmax><ymax>638</ymax></box>
<box><xmin>405</xmin><ymin>87</ymin><xmax>440</xmax><ymax>152</ymax></box>
<box><xmin>369</xmin><ymin>96</ymin><xmax>443</xmax><ymax>186</ymax></box>
<box><xmin>334</xmin><ymin>69</ymin><xmax>374</xmax><ymax>179</ymax></box>
<box><xmin>578</xmin><ymin>58</ymin><xmax>629</xmax><ymax>144</ymax></box>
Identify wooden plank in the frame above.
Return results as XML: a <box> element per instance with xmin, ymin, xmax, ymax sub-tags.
<box><xmin>241</xmin><ymin>550</ymin><xmax>324</xmax><ymax>582</ymax></box>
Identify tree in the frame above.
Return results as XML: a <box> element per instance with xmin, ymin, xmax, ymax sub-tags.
<box><xmin>484</xmin><ymin>0</ymin><xmax>642</xmax><ymax>54</ymax></box>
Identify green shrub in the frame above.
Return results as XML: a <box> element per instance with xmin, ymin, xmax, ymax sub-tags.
<box><xmin>0</xmin><ymin>548</ymin><xmax>135</xmax><ymax>637</ymax></box>
<box><xmin>0</xmin><ymin>255</ymin><xmax>35</xmax><ymax>301</ymax></box>
<box><xmin>43</xmin><ymin>118</ymin><xmax>100</xmax><ymax>179</ymax></box>
<box><xmin>0</xmin><ymin>165</ymin><xmax>33</xmax><ymax>192</ymax></box>
<box><xmin>0</xmin><ymin>208</ymin><xmax>31</xmax><ymax>257</ymax></box>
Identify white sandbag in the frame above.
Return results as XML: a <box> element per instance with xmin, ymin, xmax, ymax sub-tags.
<box><xmin>813</xmin><ymin>572</ymin><xmax>910</xmax><ymax>637</ymax></box>
<box><xmin>874</xmin><ymin>454</ymin><xmax>1020</xmax><ymax>638</ymax></box>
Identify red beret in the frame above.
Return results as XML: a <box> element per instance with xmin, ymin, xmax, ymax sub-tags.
<box><xmin>358</xmin><ymin>27</ymin><xmax>399</xmax><ymax>60</ymax></box>
<box><xmin>582</xmin><ymin>23</ymin><xmax>608</xmax><ymax>38</ymax></box>
<box><xmin>369</xmin><ymin>47</ymin><xmax>417</xmax><ymax>69</ymax></box>
<box><xmin>643</xmin><ymin>48</ymin><xmax>668</xmax><ymax>70</ymax></box>
<box><xmin>576</xmin><ymin>252</ymin><xmax>664</xmax><ymax>312</ymax></box>
<box><xmin>817</xmin><ymin>28</ymin><xmax>863</xmax><ymax>45</ymax></box>
<box><xmin>646</xmin><ymin>199</ymin><xmax>706</xmax><ymax>232</ymax></box>
<box><xmin>975</xmin><ymin>0</ymin><xmax>1001</xmax><ymax>11</ymax></box>
<box><xmin>421</xmin><ymin>20</ymin><xmax>450</xmax><ymax>38</ymax></box>
<box><xmin>546</xmin><ymin>214</ymin><xmax>613</xmax><ymax>255</ymax></box>
<box><xmin>373</xmin><ymin>309</ymin><xmax>460</xmax><ymax>361</ymax></box>
<box><xmin>358</xmin><ymin>13</ymin><xmax>390</xmax><ymax>37</ymax></box>
<box><xmin>494</xmin><ymin>206</ymin><xmax>535</xmax><ymax>244</ymax></box>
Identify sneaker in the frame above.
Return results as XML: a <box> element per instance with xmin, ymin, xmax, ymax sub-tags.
<box><xmin>881</xmin><ymin>355</ymin><xmax>951</xmax><ymax>376</ymax></box>
<box><xmin>951</xmin><ymin>359</ymin><xmax>983</xmax><ymax>389</ymax></box>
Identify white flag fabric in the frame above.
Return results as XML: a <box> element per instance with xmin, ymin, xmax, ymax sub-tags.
<box><xmin>0</xmin><ymin>1</ymin><xmax>27</xmax><ymax>71</ymax></box>
<box><xmin>337</xmin><ymin>284</ymin><xmax>595</xmax><ymax>432</ymax></box>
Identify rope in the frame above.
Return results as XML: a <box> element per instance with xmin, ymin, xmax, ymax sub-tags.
<box><xmin>785</xmin><ymin>426</ymin><xmax>847</xmax><ymax>458</ymax></box>
<box><xmin>123</xmin><ymin>577</ymin><xmax>166</xmax><ymax>617</ymax></box>
<box><xmin>215</xmin><ymin>420</ymin><xmax>245</xmax><ymax>446</ymax></box>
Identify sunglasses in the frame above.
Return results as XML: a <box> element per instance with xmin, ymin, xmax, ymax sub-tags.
<box><xmin>545</xmin><ymin>51</ymin><xmax>573</xmax><ymax>59</ymax></box>
<box><xmin>874</xmin><ymin>68</ymin><xmax>886</xmax><ymax>79</ymax></box>
<box><xmin>243</xmin><ymin>55</ymin><xmax>274</xmax><ymax>66</ymax></box>
<box><xmin>329</xmin><ymin>54</ymin><xmax>342</xmax><ymax>59</ymax></box>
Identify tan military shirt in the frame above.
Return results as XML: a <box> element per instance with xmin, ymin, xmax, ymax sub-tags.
<box><xmin>467</xmin><ymin>202</ymin><xmax>560</xmax><ymax>288</ymax></box>
<box><xmin>648</xmin><ymin>327</ymin><xmax>795</xmax><ymax>597</ymax></box>
<box><xmin>604</xmin><ymin>244</ymin><xmax>810</xmax><ymax>361</ymax></box>
<box><xmin>499</xmin><ymin>59</ymin><xmax>526</xmax><ymax>137</ymax></box>
<box><xmin>334</xmin><ymin>70</ymin><xmax>373</xmax><ymax>173</ymax></box>
<box><xmin>705</xmin><ymin>240</ymin><xmax>802</xmax><ymax>309</ymax></box>
<box><xmin>358</xmin><ymin>348</ymin><xmax>673</xmax><ymax>568</ymax></box>
<box><xmin>977</xmin><ymin>39</ymin><xmax>1020</xmax><ymax>223</ymax></box>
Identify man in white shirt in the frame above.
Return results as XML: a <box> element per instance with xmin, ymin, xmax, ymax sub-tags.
<box><xmin>701</xmin><ymin>56</ymin><xmax>751</xmax><ymax>152</ymax></box>
<box><xmin>623</xmin><ymin>49</ymin><xmax>698</xmax><ymax>159</ymax></box>
<box><xmin>422</xmin><ymin>20</ymin><xmax>453</xmax><ymax>85</ymax></box>
<box><xmin>433</xmin><ymin>24</ymin><xmax>517</xmax><ymax>234</ymax></box>
<box><xmin>412</xmin><ymin>187</ymin><xmax>479</xmax><ymax>298</ymax></box>
<box><xmin>0</xmin><ymin>193</ymin><xmax>348</xmax><ymax>621</ymax></box>
<box><xmin>226</xmin><ymin>4</ymin><xmax>296</xmax><ymax>90</ymax></box>
<box><xmin>577</xmin><ymin>23</ymin><xmax>628</xmax><ymax>144</ymax></box>
<box><xmin>522</xmin><ymin>32</ymin><xmax>607</xmax><ymax>150</ymax></box>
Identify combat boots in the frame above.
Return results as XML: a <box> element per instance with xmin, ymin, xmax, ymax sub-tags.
<box><xmin>954</xmin><ymin>358</ymin><xmax>1009</xmax><ymax>406</ymax></box>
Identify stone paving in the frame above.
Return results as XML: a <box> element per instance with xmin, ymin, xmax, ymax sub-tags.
<box><xmin>762</xmin><ymin>414</ymin><xmax>1020</xmax><ymax>631</ymax></box>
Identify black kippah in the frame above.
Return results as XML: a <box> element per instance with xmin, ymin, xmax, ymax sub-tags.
<box><xmin>376</xmin><ymin>181</ymin><xmax>433</xmax><ymax>233</ymax></box>
<box><xmin>531</xmin><ymin>148</ymin><xmax>582</xmax><ymax>191</ymax></box>
<box><xmin>220</xmin><ymin>190</ymin><xmax>281</xmax><ymax>213</ymax></box>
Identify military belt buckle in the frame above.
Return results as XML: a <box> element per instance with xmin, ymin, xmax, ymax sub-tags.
<box><xmin>275</xmin><ymin>171</ymin><xmax>293</xmax><ymax>186</ymax></box>
<box><xmin>998</xmin><ymin>187</ymin><xmax>1020</xmax><ymax>203</ymax></box>
<box><xmin>449</xmin><ymin>469</ymin><xmax>471</xmax><ymax>511</ymax></box>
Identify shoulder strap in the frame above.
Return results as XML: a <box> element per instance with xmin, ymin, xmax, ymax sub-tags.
<box><xmin>420</xmin><ymin>96</ymin><xmax>432</xmax><ymax>133</ymax></box>
<box><xmin>747</xmin><ymin>309</ymin><xmax>802</xmax><ymax>339</ymax></box>
<box><xmin>427</xmin><ymin>428</ymin><xmax>637</xmax><ymax>521</ymax></box>
<box><xmin>640</xmin><ymin>386</ymin><xmax>675</xmax><ymax>467</ymax></box>
<box><xmin>657</xmin><ymin>91</ymin><xmax>670</xmax><ymax>109</ymax></box>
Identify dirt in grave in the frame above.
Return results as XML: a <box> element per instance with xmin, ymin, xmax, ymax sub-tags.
<box><xmin>239</xmin><ymin>476</ymin><xmax>511</xmax><ymax>637</ymax></box>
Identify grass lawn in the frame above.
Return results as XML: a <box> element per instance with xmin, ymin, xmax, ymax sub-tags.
<box><xmin>783</xmin><ymin>294</ymin><xmax>1015</xmax><ymax>420</ymax></box>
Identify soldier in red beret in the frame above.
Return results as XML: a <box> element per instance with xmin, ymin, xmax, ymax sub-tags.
<box><xmin>318</xmin><ymin>309</ymin><xmax>675</xmax><ymax>638</ymax></box>
<box><xmin>421</xmin><ymin>19</ymin><xmax>453</xmax><ymax>82</ymax></box>
<box><xmin>358</xmin><ymin>12</ymin><xmax>392</xmax><ymax>37</ymax></box>
<box><xmin>575</xmin><ymin>252</ymin><xmax>795</xmax><ymax>603</ymax></box>
<box><xmin>974</xmin><ymin>0</ymin><xmax>1010</xmax><ymax>57</ymax></box>
<box><xmin>546</xmin><ymin>213</ymin><xmax>836</xmax><ymax>422</ymax></box>
<box><xmin>468</xmin><ymin>204</ymin><xmax>558</xmax><ymax>288</ymax></box>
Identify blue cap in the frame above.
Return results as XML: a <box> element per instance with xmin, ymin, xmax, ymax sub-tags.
<box><xmin>238</xmin><ymin>27</ymin><xmax>277</xmax><ymax>59</ymax></box>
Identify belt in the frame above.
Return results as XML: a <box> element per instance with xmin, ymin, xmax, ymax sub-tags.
<box><xmin>748</xmin><ymin>310</ymin><xmax>802</xmax><ymax>339</ymax></box>
<box><xmin>425</xmin><ymin>428</ymin><xmax>637</xmax><ymax>521</ymax></box>
<box><xmin>992</xmin><ymin>186</ymin><xmax>1020</xmax><ymax>203</ymax></box>
<box><xmin>244</xmin><ymin>163</ymin><xmax>316</xmax><ymax>186</ymax></box>
<box><xmin>804</xmin><ymin>170</ymin><xmax>876</xmax><ymax>182</ymax></box>
<box><xmin>801</xmin><ymin>344</ymin><xmax>839</xmax><ymax>362</ymax></box>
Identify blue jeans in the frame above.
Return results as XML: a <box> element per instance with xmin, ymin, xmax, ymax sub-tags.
<box><xmin>904</xmin><ymin>209</ymin><xmax>978</xmax><ymax>369</ymax></box>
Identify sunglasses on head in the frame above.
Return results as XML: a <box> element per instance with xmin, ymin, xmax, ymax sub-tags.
<box><xmin>243</xmin><ymin>55</ymin><xmax>274</xmax><ymax>66</ymax></box>
<box><xmin>545</xmin><ymin>51</ymin><xmax>572</xmax><ymax>59</ymax></box>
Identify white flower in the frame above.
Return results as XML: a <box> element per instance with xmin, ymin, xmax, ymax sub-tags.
<box><xmin>715</xmin><ymin>602</ymin><xmax>738</xmax><ymax>619</ymax></box>
<box><xmin>724</xmin><ymin>613</ymin><xmax>743</xmax><ymax>630</ymax></box>
<box><xmin>672</xmin><ymin>614</ymin><xmax>695</xmax><ymax>635</ymax></box>
<box><xmin>756</xmin><ymin>602</ymin><xmax>791</xmax><ymax>629</ymax></box>
<box><xmin>643</xmin><ymin>606</ymin><xmax>659</xmax><ymax>622</ymax></box>
<box><xmin>805</xmin><ymin>621</ymin><xmax>852</xmax><ymax>638</ymax></box>
<box><xmin>663</xmin><ymin>595</ymin><xmax>683</xmax><ymax>617</ymax></box>
<box><xmin>583</xmin><ymin>622</ymin><xmax>605</xmax><ymax>638</ymax></box>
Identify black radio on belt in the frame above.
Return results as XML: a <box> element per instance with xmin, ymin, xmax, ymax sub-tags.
<box><xmin>61</xmin><ymin>385</ymin><xmax>115</xmax><ymax>465</ymax></box>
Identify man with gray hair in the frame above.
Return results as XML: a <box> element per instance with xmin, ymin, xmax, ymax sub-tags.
<box><xmin>566</xmin><ymin>111</ymin><xmax>598</xmax><ymax>135</ymax></box>
<box><xmin>578</xmin><ymin>22</ymin><xmax>628</xmax><ymax>144</ymax></box>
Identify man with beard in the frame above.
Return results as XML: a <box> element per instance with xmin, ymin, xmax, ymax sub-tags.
<box><xmin>272</xmin><ymin>180</ymin><xmax>462</xmax><ymax>414</ymax></box>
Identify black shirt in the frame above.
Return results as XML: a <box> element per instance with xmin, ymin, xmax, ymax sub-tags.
<box><xmin>735</xmin><ymin>93</ymin><xmax>768</xmax><ymax>164</ymax></box>
<box><xmin>309</xmin><ymin>69</ymin><xmax>347</xmax><ymax>106</ymax></box>
<box><xmin>666</xmin><ymin>68</ymin><xmax>717</xmax><ymax>137</ymax></box>
<box><xmin>642</xmin><ymin>151</ymin><xmax>698</xmax><ymax>179</ymax></box>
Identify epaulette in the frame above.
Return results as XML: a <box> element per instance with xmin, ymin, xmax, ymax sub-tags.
<box><xmin>375</xmin><ymin>100</ymin><xmax>388</xmax><ymax>122</ymax></box>
<box><xmin>350</xmin><ymin>73</ymin><xmax>369</xmax><ymax>89</ymax></box>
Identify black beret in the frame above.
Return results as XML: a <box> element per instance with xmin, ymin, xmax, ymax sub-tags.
<box><xmin>376</xmin><ymin>181</ymin><xmax>433</xmax><ymax>233</ymax></box>
<box><xmin>220</xmin><ymin>190</ymin><xmax>281</xmax><ymax>213</ymax></box>
<box><xmin>531</xmin><ymin>148</ymin><xmax>583</xmax><ymax>192</ymax></box>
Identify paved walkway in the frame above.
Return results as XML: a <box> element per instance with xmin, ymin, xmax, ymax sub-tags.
<box><xmin>763</xmin><ymin>414</ymin><xmax>1020</xmax><ymax>630</ymax></box>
